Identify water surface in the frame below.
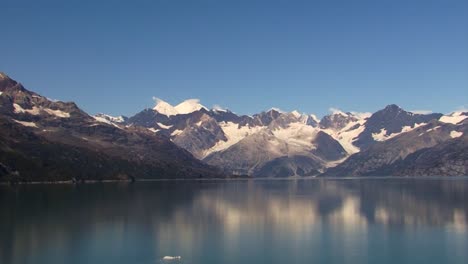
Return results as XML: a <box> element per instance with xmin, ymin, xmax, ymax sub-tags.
<box><xmin>1</xmin><ymin>178</ymin><xmax>467</xmax><ymax>264</ymax></box>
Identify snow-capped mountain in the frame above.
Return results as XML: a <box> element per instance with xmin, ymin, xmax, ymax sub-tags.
<box><xmin>2</xmin><ymin>72</ymin><xmax>466</xmax><ymax>179</ymax></box>
<box><xmin>324</xmin><ymin>119</ymin><xmax>468</xmax><ymax>176</ymax></box>
<box><xmin>152</xmin><ymin>98</ymin><xmax>208</xmax><ymax>116</ymax></box>
<box><xmin>352</xmin><ymin>104</ymin><xmax>443</xmax><ymax>149</ymax></box>
<box><xmin>112</xmin><ymin>97</ymin><xmax>464</xmax><ymax>177</ymax></box>
<box><xmin>94</xmin><ymin>113</ymin><xmax>128</xmax><ymax>125</ymax></box>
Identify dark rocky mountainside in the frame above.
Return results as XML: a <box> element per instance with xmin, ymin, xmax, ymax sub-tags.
<box><xmin>354</xmin><ymin>104</ymin><xmax>443</xmax><ymax>149</ymax></box>
<box><xmin>0</xmin><ymin>73</ymin><xmax>222</xmax><ymax>182</ymax></box>
<box><xmin>323</xmin><ymin>120</ymin><xmax>468</xmax><ymax>176</ymax></box>
<box><xmin>381</xmin><ymin>135</ymin><xmax>468</xmax><ymax>176</ymax></box>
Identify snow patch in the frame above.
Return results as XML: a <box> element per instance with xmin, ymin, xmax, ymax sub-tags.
<box><xmin>94</xmin><ymin>116</ymin><xmax>113</xmax><ymax>125</ymax></box>
<box><xmin>171</xmin><ymin>129</ymin><xmax>184</xmax><ymax>136</ymax></box>
<box><xmin>147</xmin><ymin>128</ymin><xmax>160</xmax><ymax>133</ymax></box>
<box><xmin>372</xmin><ymin>128</ymin><xmax>388</xmax><ymax>141</ymax></box>
<box><xmin>372</xmin><ymin>123</ymin><xmax>426</xmax><ymax>141</ymax></box>
<box><xmin>95</xmin><ymin>114</ymin><xmax>125</xmax><ymax>123</ymax></box>
<box><xmin>13</xmin><ymin>119</ymin><xmax>38</xmax><ymax>128</ymax></box>
<box><xmin>13</xmin><ymin>104</ymin><xmax>40</xmax><ymax>115</ymax></box>
<box><xmin>322</xmin><ymin>119</ymin><xmax>366</xmax><ymax>154</ymax></box>
<box><xmin>439</xmin><ymin>112</ymin><xmax>467</xmax><ymax>124</ymax></box>
<box><xmin>157</xmin><ymin>122</ymin><xmax>173</xmax><ymax>129</ymax></box>
<box><xmin>450</xmin><ymin>131</ymin><xmax>463</xmax><ymax>138</ymax></box>
<box><xmin>426</xmin><ymin>126</ymin><xmax>441</xmax><ymax>132</ymax></box>
<box><xmin>272</xmin><ymin>122</ymin><xmax>319</xmax><ymax>149</ymax></box>
<box><xmin>93</xmin><ymin>116</ymin><xmax>122</xmax><ymax>128</ymax></box>
<box><xmin>204</xmin><ymin>122</ymin><xmax>265</xmax><ymax>156</ymax></box>
<box><xmin>385</xmin><ymin>123</ymin><xmax>426</xmax><ymax>140</ymax></box>
<box><xmin>43</xmin><ymin>108</ymin><xmax>70</xmax><ymax>118</ymax></box>
<box><xmin>13</xmin><ymin>103</ymin><xmax>70</xmax><ymax>118</ymax></box>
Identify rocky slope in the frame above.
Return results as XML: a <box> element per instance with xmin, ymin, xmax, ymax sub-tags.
<box><xmin>323</xmin><ymin>120</ymin><xmax>468</xmax><ymax>176</ymax></box>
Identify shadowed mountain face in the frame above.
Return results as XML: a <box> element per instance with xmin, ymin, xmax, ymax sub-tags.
<box><xmin>378</xmin><ymin>134</ymin><xmax>468</xmax><ymax>176</ymax></box>
<box><xmin>353</xmin><ymin>104</ymin><xmax>444</xmax><ymax>149</ymax></box>
<box><xmin>323</xmin><ymin>120</ymin><xmax>468</xmax><ymax>177</ymax></box>
<box><xmin>0</xmin><ymin>73</ymin><xmax>222</xmax><ymax>182</ymax></box>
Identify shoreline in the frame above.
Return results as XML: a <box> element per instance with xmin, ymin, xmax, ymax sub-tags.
<box><xmin>1</xmin><ymin>175</ymin><xmax>468</xmax><ymax>186</ymax></box>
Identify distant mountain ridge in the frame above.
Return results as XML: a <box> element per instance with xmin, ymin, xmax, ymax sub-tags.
<box><xmin>112</xmin><ymin>93</ymin><xmax>467</xmax><ymax>177</ymax></box>
<box><xmin>1</xmin><ymin>72</ymin><xmax>466</xmax><ymax>180</ymax></box>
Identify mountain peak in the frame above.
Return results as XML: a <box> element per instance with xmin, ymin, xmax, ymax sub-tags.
<box><xmin>0</xmin><ymin>72</ymin><xmax>23</xmax><ymax>92</ymax></box>
<box><xmin>174</xmin><ymin>99</ymin><xmax>207</xmax><ymax>114</ymax></box>
<box><xmin>0</xmin><ymin>72</ymin><xmax>9</xmax><ymax>80</ymax></box>
<box><xmin>291</xmin><ymin>110</ymin><xmax>301</xmax><ymax>118</ymax></box>
<box><xmin>152</xmin><ymin>98</ymin><xmax>207</xmax><ymax>116</ymax></box>
<box><xmin>267</xmin><ymin>107</ymin><xmax>284</xmax><ymax>113</ymax></box>
<box><xmin>153</xmin><ymin>98</ymin><xmax>178</xmax><ymax>116</ymax></box>
<box><xmin>383</xmin><ymin>104</ymin><xmax>403</xmax><ymax>111</ymax></box>
<box><xmin>328</xmin><ymin>107</ymin><xmax>347</xmax><ymax>116</ymax></box>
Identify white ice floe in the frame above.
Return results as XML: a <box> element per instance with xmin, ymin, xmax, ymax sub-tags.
<box><xmin>162</xmin><ymin>256</ymin><xmax>181</xmax><ymax>260</ymax></box>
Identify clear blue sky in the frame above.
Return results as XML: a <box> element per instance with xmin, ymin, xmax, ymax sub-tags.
<box><xmin>1</xmin><ymin>0</ymin><xmax>467</xmax><ymax>117</ymax></box>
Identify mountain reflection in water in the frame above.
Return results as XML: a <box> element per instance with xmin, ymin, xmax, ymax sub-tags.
<box><xmin>1</xmin><ymin>178</ymin><xmax>467</xmax><ymax>264</ymax></box>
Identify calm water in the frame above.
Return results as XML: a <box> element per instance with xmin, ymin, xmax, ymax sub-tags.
<box><xmin>1</xmin><ymin>178</ymin><xmax>467</xmax><ymax>264</ymax></box>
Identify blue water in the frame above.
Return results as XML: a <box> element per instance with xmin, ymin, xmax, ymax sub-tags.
<box><xmin>1</xmin><ymin>178</ymin><xmax>467</xmax><ymax>264</ymax></box>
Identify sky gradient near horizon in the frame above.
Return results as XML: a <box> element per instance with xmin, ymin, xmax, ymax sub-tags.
<box><xmin>1</xmin><ymin>0</ymin><xmax>467</xmax><ymax>117</ymax></box>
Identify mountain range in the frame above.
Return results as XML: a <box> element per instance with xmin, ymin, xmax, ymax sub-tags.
<box><xmin>0</xmin><ymin>72</ymin><xmax>466</xmax><ymax>182</ymax></box>
<box><xmin>0</xmin><ymin>73</ymin><xmax>222</xmax><ymax>183</ymax></box>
